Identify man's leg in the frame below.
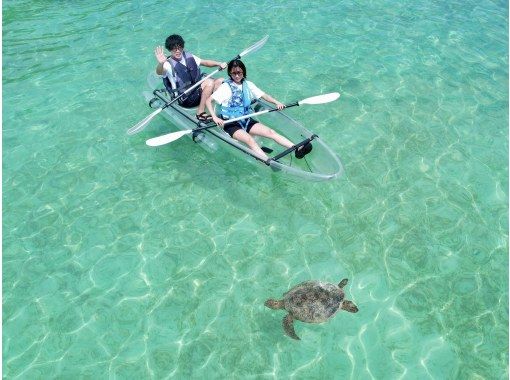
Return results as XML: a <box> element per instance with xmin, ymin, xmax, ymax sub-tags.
<box><xmin>198</xmin><ymin>79</ymin><xmax>215</xmax><ymax>115</ymax></box>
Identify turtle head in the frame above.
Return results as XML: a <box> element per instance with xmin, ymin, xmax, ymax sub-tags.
<box><xmin>264</xmin><ymin>299</ymin><xmax>285</xmax><ymax>310</ymax></box>
<box><xmin>341</xmin><ymin>300</ymin><xmax>359</xmax><ymax>313</ymax></box>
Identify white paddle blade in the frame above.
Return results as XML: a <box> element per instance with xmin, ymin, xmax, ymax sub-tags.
<box><xmin>146</xmin><ymin>130</ymin><xmax>192</xmax><ymax>147</ymax></box>
<box><xmin>298</xmin><ymin>92</ymin><xmax>340</xmax><ymax>106</ymax></box>
<box><xmin>239</xmin><ymin>35</ymin><xmax>269</xmax><ymax>58</ymax></box>
<box><xmin>127</xmin><ymin>108</ymin><xmax>163</xmax><ymax>135</ymax></box>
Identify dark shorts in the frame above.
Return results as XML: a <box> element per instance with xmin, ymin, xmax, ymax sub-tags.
<box><xmin>223</xmin><ymin>118</ymin><xmax>258</xmax><ymax>137</ymax></box>
<box><xmin>178</xmin><ymin>87</ymin><xmax>202</xmax><ymax>108</ymax></box>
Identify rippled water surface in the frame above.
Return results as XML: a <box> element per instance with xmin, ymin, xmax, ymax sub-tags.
<box><xmin>3</xmin><ymin>0</ymin><xmax>508</xmax><ymax>378</ymax></box>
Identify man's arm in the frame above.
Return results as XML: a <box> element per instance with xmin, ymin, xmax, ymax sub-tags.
<box><xmin>155</xmin><ymin>46</ymin><xmax>167</xmax><ymax>75</ymax></box>
<box><xmin>200</xmin><ymin>59</ymin><xmax>227</xmax><ymax>70</ymax></box>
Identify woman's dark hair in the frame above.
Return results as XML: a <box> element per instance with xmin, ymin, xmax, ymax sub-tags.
<box><xmin>228</xmin><ymin>59</ymin><xmax>247</xmax><ymax>80</ymax></box>
<box><xmin>165</xmin><ymin>34</ymin><xmax>185</xmax><ymax>51</ymax></box>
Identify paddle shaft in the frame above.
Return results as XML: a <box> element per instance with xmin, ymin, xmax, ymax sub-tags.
<box><xmin>166</xmin><ymin>102</ymin><xmax>292</xmax><ymax>139</ymax></box>
<box><xmin>145</xmin><ymin>91</ymin><xmax>339</xmax><ymax>146</ymax></box>
<box><xmin>221</xmin><ymin>101</ymin><xmax>299</xmax><ymax>125</ymax></box>
<box><xmin>219</xmin><ymin>93</ymin><xmax>339</xmax><ymax>124</ymax></box>
<box><xmin>146</xmin><ymin>101</ymin><xmax>306</xmax><ymax>147</ymax></box>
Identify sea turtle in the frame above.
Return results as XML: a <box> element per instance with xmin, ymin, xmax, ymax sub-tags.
<box><xmin>264</xmin><ymin>278</ymin><xmax>358</xmax><ymax>340</ymax></box>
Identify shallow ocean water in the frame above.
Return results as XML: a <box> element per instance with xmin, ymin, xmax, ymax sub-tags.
<box><xmin>2</xmin><ymin>0</ymin><xmax>508</xmax><ymax>378</ymax></box>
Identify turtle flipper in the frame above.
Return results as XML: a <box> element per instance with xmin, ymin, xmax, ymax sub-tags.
<box><xmin>341</xmin><ymin>300</ymin><xmax>358</xmax><ymax>313</ymax></box>
<box><xmin>283</xmin><ymin>314</ymin><xmax>300</xmax><ymax>340</ymax></box>
<box><xmin>338</xmin><ymin>278</ymin><xmax>348</xmax><ymax>288</ymax></box>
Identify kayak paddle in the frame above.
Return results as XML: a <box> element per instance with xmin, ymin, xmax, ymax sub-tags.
<box><xmin>127</xmin><ymin>35</ymin><xmax>269</xmax><ymax>135</ymax></box>
<box><xmin>145</xmin><ymin>92</ymin><xmax>340</xmax><ymax>147</ymax></box>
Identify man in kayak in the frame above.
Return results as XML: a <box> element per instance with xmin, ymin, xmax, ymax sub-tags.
<box><xmin>154</xmin><ymin>34</ymin><xmax>226</xmax><ymax>121</ymax></box>
<box><xmin>205</xmin><ymin>59</ymin><xmax>313</xmax><ymax>160</ymax></box>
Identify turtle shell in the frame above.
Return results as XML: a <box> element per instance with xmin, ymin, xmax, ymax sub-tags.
<box><xmin>283</xmin><ymin>281</ymin><xmax>344</xmax><ymax>323</ymax></box>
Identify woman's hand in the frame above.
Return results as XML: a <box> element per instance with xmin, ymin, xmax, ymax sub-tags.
<box><xmin>212</xmin><ymin>115</ymin><xmax>224</xmax><ymax>126</ymax></box>
<box><xmin>262</xmin><ymin>94</ymin><xmax>285</xmax><ymax>110</ymax></box>
<box><xmin>274</xmin><ymin>101</ymin><xmax>285</xmax><ymax>110</ymax></box>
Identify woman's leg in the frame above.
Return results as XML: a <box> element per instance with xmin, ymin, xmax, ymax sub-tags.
<box><xmin>232</xmin><ymin>129</ymin><xmax>268</xmax><ymax>159</ymax></box>
<box><xmin>249</xmin><ymin>123</ymin><xmax>294</xmax><ymax>148</ymax></box>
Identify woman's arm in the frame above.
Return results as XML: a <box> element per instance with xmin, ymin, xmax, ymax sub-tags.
<box><xmin>261</xmin><ymin>93</ymin><xmax>284</xmax><ymax>110</ymax></box>
<box><xmin>206</xmin><ymin>96</ymin><xmax>224</xmax><ymax>126</ymax></box>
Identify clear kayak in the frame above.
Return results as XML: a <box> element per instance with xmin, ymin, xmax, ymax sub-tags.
<box><xmin>142</xmin><ymin>72</ymin><xmax>344</xmax><ymax>181</ymax></box>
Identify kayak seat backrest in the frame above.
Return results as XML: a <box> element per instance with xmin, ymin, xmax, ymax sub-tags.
<box><xmin>163</xmin><ymin>77</ymin><xmax>178</xmax><ymax>100</ymax></box>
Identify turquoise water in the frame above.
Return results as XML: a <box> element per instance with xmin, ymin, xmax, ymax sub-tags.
<box><xmin>3</xmin><ymin>0</ymin><xmax>508</xmax><ymax>378</ymax></box>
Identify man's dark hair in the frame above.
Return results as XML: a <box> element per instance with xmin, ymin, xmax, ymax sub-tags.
<box><xmin>165</xmin><ymin>34</ymin><xmax>185</xmax><ymax>51</ymax></box>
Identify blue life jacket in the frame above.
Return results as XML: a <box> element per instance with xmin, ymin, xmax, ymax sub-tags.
<box><xmin>163</xmin><ymin>51</ymin><xmax>202</xmax><ymax>99</ymax></box>
<box><xmin>220</xmin><ymin>79</ymin><xmax>253</xmax><ymax>128</ymax></box>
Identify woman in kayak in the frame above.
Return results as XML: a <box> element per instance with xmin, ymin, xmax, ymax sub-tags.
<box><xmin>205</xmin><ymin>59</ymin><xmax>312</xmax><ymax>160</ymax></box>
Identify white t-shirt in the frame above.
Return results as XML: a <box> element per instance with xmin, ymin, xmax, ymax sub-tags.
<box><xmin>162</xmin><ymin>54</ymin><xmax>202</xmax><ymax>89</ymax></box>
<box><xmin>211</xmin><ymin>80</ymin><xmax>265</xmax><ymax>106</ymax></box>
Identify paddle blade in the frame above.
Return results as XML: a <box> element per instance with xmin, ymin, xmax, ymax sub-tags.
<box><xmin>298</xmin><ymin>92</ymin><xmax>340</xmax><ymax>106</ymax></box>
<box><xmin>127</xmin><ymin>108</ymin><xmax>163</xmax><ymax>135</ymax></box>
<box><xmin>146</xmin><ymin>130</ymin><xmax>192</xmax><ymax>147</ymax></box>
<box><xmin>239</xmin><ymin>35</ymin><xmax>269</xmax><ymax>58</ymax></box>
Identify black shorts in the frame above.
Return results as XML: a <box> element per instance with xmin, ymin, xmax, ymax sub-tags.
<box><xmin>223</xmin><ymin>118</ymin><xmax>258</xmax><ymax>137</ymax></box>
<box><xmin>178</xmin><ymin>87</ymin><xmax>202</xmax><ymax>108</ymax></box>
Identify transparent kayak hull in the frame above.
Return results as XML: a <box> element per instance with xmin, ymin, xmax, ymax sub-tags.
<box><xmin>144</xmin><ymin>72</ymin><xmax>344</xmax><ymax>181</ymax></box>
